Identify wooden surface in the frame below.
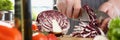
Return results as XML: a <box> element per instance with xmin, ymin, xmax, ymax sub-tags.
<box><xmin>58</xmin><ymin>37</ymin><xmax>93</xmax><ymax>40</ymax></box>
<box><xmin>58</xmin><ymin>35</ymin><xmax>93</xmax><ymax>40</ymax></box>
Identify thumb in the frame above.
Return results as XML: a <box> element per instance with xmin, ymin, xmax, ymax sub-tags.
<box><xmin>100</xmin><ymin>18</ymin><xmax>111</xmax><ymax>34</ymax></box>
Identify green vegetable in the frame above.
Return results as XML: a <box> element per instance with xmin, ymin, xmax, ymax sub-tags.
<box><xmin>32</xmin><ymin>12</ymin><xmax>38</xmax><ymax>21</ymax></box>
<box><xmin>0</xmin><ymin>0</ymin><xmax>13</xmax><ymax>11</ymax></box>
<box><xmin>107</xmin><ymin>17</ymin><xmax>120</xmax><ymax>40</ymax></box>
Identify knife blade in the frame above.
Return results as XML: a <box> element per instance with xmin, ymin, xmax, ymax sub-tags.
<box><xmin>72</xmin><ymin>9</ymin><xmax>109</xmax><ymax>22</ymax></box>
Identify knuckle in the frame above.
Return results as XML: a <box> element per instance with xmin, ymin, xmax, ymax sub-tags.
<box><xmin>74</xmin><ymin>7</ymin><xmax>81</xmax><ymax>10</ymax></box>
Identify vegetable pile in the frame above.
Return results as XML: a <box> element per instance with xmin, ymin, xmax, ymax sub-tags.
<box><xmin>107</xmin><ymin>17</ymin><xmax>120</xmax><ymax>40</ymax></box>
<box><xmin>0</xmin><ymin>0</ymin><xmax>13</xmax><ymax>10</ymax></box>
<box><xmin>0</xmin><ymin>21</ymin><xmax>22</xmax><ymax>40</ymax></box>
<box><xmin>32</xmin><ymin>33</ymin><xmax>57</xmax><ymax>40</ymax></box>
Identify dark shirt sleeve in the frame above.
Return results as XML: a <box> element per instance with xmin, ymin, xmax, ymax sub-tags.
<box><xmin>81</xmin><ymin>0</ymin><xmax>108</xmax><ymax>9</ymax></box>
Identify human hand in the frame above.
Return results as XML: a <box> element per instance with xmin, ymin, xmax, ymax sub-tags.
<box><xmin>99</xmin><ymin>0</ymin><xmax>120</xmax><ymax>18</ymax></box>
<box><xmin>99</xmin><ymin>0</ymin><xmax>120</xmax><ymax>33</ymax></box>
<box><xmin>56</xmin><ymin>0</ymin><xmax>81</xmax><ymax>18</ymax></box>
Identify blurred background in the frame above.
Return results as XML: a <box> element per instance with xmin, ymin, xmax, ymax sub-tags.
<box><xmin>31</xmin><ymin>0</ymin><xmax>54</xmax><ymax>21</ymax></box>
<box><xmin>0</xmin><ymin>0</ymin><xmax>55</xmax><ymax>21</ymax></box>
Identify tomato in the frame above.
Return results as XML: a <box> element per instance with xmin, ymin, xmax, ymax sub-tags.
<box><xmin>47</xmin><ymin>33</ymin><xmax>57</xmax><ymax>40</ymax></box>
<box><xmin>32</xmin><ymin>33</ymin><xmax>48</xmax><ymax>40</ymax></box>
<box><xmin>0</xmin><ymin>25</ymin><xmax>22</xmax><ymax>40</ymax></box>
<box><xmin>32</xmin><ymin>32</ymin><xmax>58</xmax><ymax>40</ymax></box>
<box><xmin>32</xmin><ymin>21</ymin><xmax>38</xmax><ymax>31</ymax></box>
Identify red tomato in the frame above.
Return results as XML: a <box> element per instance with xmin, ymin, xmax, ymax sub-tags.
<box><xmin>32</xmin><ymin>21</ymin><xmax>38</xmax><ymax>31</ymax></box>
<box><xmin>0</xmin><ymin>25</ymin><xmax>22</xmax><ymax>40</ymax></box>
<box><xmin>32</xmin><ymin>33</ymin><xmax>48</xmax><ymax>40</ymax></box>
<box><xmin>47</xmin><ymin>33</ymin><xmax>57</xmax><ymax>40</ymax></box>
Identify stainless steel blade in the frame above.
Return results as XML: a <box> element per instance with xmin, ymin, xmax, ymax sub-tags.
<box><xmin>72</xmin><ymin>9</ymin><xmax>109</xmax><ymax>22</ymax></box>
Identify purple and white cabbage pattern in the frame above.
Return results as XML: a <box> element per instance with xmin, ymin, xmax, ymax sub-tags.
<box><xmin>36</xmin><ymin>10</ymin><xmax>70</xmax><ymax>34</ymax></box>
<box><xmin>70</xmin><ymin>5</ymin><xmax>101</xmax><ymax>38</ymax></box>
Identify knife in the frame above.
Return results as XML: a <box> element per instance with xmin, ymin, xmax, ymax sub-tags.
<box><xmin>72</xmin><ymin>9</ymin><xmax>109</xmax><ymax>23</ymax></box>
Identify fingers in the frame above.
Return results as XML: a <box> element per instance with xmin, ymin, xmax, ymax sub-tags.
<box><xmin>56</xmin><ymin>0</ymin><xmax>67</xmax><ymax>15</ymax></box>
<box><xmin>107</xmin><ymin>6</ymin><xmax>117</xmax><ymax>18</ymax></box>
<box><xmin>100</xmin><ymin>18</ymin><xmax>111</xmax><ymax>34</ymax></box>
<box><xmin>99</xmin><ymin>2</ymin><xmax>113</xmax><ymax>18</ymax></box>
<box><xmin>99</xmin><ymin>2</ymin><xmax>120</xmax><ymax>18</ymax></box>
<box><xmin>99</xmin><ymin>2</ymin><xmax>112</xmax><ymax>13</ymax></box>
<box><xmin>100</xmin><ymin>18</ymin><xmax>110</xmax><ymax>31</ymax></box>
<box><xmin>66</xmin><ymin>0</ymin><xmax>74</xmax><ymax>18</ymax></box>
<box><xmin>61</xmin><ymin>5</ymin><xmax>66</xmax><ymax>15</ymax></box>
<box><xmin>62</xmin><ymin>0</ymin><xmax>67</xmax><ymax>15</ymax></box>
<box><xmin>72</xmin><ymin>0</ymin><xmax>81</xmax><ymax>19</ymax></box>
<box><xmin>57</xmin><ymin>0</ymin><xmax>81</xmax><ymax>18</ymax></box>
<box><xmin>56</xmin><ymin>0</ymin><xmax>61</xmax><ymax>12</ymax></box>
